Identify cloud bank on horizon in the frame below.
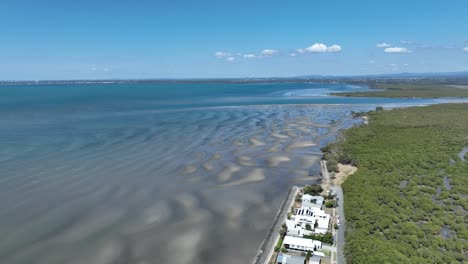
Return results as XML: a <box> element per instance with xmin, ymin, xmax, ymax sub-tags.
<box><xmin>216</xmin><ymin>40</ymin><xmax>468</xmax><ymax>62</ymax></box>
<box><xmin>215</xmin><ymin>43</ymin><xmax>343</xmax><ymax>62</ymax></box>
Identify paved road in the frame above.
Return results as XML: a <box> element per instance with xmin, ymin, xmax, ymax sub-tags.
<box><xmin>333</xmin><ymin>185</ymin><xmax>346</xmax><ymax>264</ymax></box>
<box><xmin>322</xmin><ymin>160</ymin><xmax>346</xmax><ymax>264</ymax></box>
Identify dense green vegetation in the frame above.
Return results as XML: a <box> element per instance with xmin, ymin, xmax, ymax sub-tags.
<box><xmin>331</xmin><ymin>83</ymin><xmax>468</xmax><ymax>98</ymax></box>
<box><xmin>325</xmin><ymin>104</ymin><xmax>468</xmax><ymax>263</ymax></box>
<box><xmin>303</xmin><ymin>184</ymin><xmax>323</xmax><ymax>195</ymax></box>
<box><xmin>325</xmin><ymin>200</ymin><xmax>336</xmax><ymax>208</ymax></box>
<box><xmin>303</xmin><ymin>232</ymin><xmax>334</xmax><ymax>244</ymax></box>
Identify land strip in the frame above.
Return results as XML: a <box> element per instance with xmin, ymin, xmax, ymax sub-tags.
<box><xmin>331</xmin><ymin>83</ymin><xmax>468</xmax><ymax>98</ymax></box>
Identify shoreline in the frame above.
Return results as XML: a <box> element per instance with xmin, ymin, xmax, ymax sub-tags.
<box><xmin>253</xmin><ymin>159</ymin><xmax>350</xmax><ymax>264</ymax></box>
<box><xmin>253</xmin><ymin>113</ymin><xmax>364</xmax><ymax>264</ymax></box>
<box><xmin>251</xmin><ymin>186</ymin><xmax>299</xmax><ymax>264</ymax></box>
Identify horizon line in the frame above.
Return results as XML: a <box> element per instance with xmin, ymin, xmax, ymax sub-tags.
<box><xmin>1</xmin><ymin>70</ymin><xmax>467</xmax><ymax>83</ymax></box>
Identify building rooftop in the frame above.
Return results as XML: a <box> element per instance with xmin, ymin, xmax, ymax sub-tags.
<box><xmin>310</xmin><ymin>255</ymin><xmax>322</xmax><ymax>264</ymax></box>
<box><xmin>276</xmin><ymin>253</ymin><xmax>305</xmax><ymax>264</ymax></box>
<box><xmin>283</xmin><ymin>236</ymin><xmax>322</xmax><ymax>248</ymax></box>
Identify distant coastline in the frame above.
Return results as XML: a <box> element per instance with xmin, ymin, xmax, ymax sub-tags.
<box><xmin>1</xmin><ymin>71</ymin><xmax>468</xmax><ymax>86</ymax></box>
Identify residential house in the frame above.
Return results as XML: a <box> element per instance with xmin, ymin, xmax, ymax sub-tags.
<box><xmin>276</xmin><ymin>253</ymin><xmax>305</xmax><ymax>264</ymax></box>
<box><xmin>283</xmin><ymin>236</ymin><xmax>322</xmax><ymax>252</ymax></box>
<box><xmin>301</xmin><ymin>194</ymin><xmax>324</xmax><ymax>209</ymax></box>
<box><xmin>292</xmin><ymin>206</ymin><xmax>330</xmax><ymax>233</ymax></box>
<box><xmin>285</xmin><ymin>220</ymin><xmax>313</xmax><ymax>237</ymax></box>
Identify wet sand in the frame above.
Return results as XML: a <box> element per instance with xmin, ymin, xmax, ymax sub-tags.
<box><xmin>0</xmin><ymin>104</ymin><xmax>367</xmax><ymax>264</ymax></box>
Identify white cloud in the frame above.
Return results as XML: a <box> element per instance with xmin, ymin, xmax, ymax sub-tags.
<box><xmin>369</xmin><ymin>60</ymin><xmax>375</xmax><ymax>64</ymax></box>
<box><xmin>384</xmin><ymin>47</ymin><xmax>411</xmax><ymax>53</ymax></box>
<box><xmin>91</xmin><ymin>67</ymin><xmax>97</xmax><ymax>71</ymax></box>
<box><xmin>327</xmin><ymin>44</ymin><xmax>342</xmax><ymax>52</ymax></box>
<box><xmin>261</xmin><ymin>49</ymin><xmax>278</xmax><ymax>56</ymax></box>
<box><xmin>376</xmin><ymin>43</ymin><xmax>391</xmax><ymax>48</ymax></box>
<box><xmin>243</xmin><ymin>54</ymin><xmax>256</xmax><ymax>59</ymax></box>
<box><xmin>226</xmin><ymin>57</ymin><xmax>236</xmax><ymax>62</ymax></box>
<box><xmin>289</xmin><ymin>53</ymin><xmax>298</xmax><ymax>57</ymax></box>
<box><xmin>464</xmin><ymin>47</ymin><xmax>468</xmax><ymax>52</ymax></box>
<box><xmin>305</xmin><ymin>43</ymin><xmax>327</xmax><ymax>53</ymax></box>
<box><xmin>304</xmin><ymin>43</ymin><xmax>342</xmax><ymax>53</ymax></box>
<box><xmin>296</xmin><ymin>48</ymin><xmax>306</xmax><ymax>54</ymax></box>
<box><xmin>215</xmin><ymin>51</ymin><xmax>231</xmax><ymax>59</ymax></box>
<box><xmin>104</xmin><ymin>68</ymin><xmax>109</xmax><ymax>72</ymax></box>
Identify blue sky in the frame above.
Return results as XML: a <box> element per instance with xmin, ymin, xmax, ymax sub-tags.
<box><xmin>1</xmin><ymin>0</ymin><xmax>467</xmax><ymax>80</ymax></box>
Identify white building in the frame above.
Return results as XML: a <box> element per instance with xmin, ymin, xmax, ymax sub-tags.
<box><xmin>309</xmin><ymin>255</ymin><xmax>322</xmax><ymax>264</ymax></box>
<box><xmin>283</xmin><ymin>236</ymin><xmax>322</xmax><ymax>252</ymax></box>
<box><xmin>285</xmin><ymin>219</ymin><xmax>314</xmax><ymax>237</ymax></box>
<box><xmin>302</xmin><ymin>194</ymin><xmax>324</xmax><ymax>209</ymax></box>
<box><xmin>293</xmin><ymin>206</ymin><xmax>330</xmax><ymax>232</ymax></box>
<box><xmin>295</xmin><ymin>206</ymin><xmax>314</xmax><ymax>217</ymax></box>
<box><xmin>276</xmin><ymin>253</ymin><xmax>306</xmax><ymax>264</ymax></box>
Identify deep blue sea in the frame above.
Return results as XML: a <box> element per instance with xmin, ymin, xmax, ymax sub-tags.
<box><xmin>0</xmin><ymin>82</ymin><xmax>462</xmax><ymax>264</ymax></box>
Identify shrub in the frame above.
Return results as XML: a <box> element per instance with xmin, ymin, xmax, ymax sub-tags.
<box><xmin>325</xmin><ymin>200</ymin><xmax>336</xmax><ymax>208</ymax></box>
<box><xmin>303</xmin><ymin>184</ymin><xmax>323</xmax><ymax>195</ymax></box>
<box><xmin>274</xmin><ymin>237</ymin><xmax>284</xmax><ymax>252</ymax></box>
<box><xmin>279</xmin><ymin>228</ymin><xmax>287</xmax><ymax>237</ymax></box>
<box><xmin>303</xmin><ymin>232</ymin><xmax>334</xmax><ymax>244</ymax></box>
<box><xmin>327</xmin><ymin>159</ymin><xmax>339</xmax><ymax>173</ymax></box>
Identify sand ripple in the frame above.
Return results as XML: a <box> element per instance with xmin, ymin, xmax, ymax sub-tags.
<box><xmin>249</xmin><ymin>137</ymin><xmax>266</xmax><ymax>146</ymax></box>
<box><xmin>222</xmin><ymin>168</ymin><xmax>266</xmax><ymax>186</ymax></box>
<box><xmin>217</xmin><ymin>164</ymin><xmax>240</xmax><ymax>182</ymax></box>
<box><xmin>143</xmin><ymin>201</ymin><xmax>171</xmax><ymax>225</ymax></box>
<box><xmin>267</xmin><ymin>156</ymin><xmax>291</xmax><ymax>167</ymax></box>
<box><xmin>286</xmin><ymin>140</ymin><xmax>316</xmax><ymax>151</ymax></box>
<box><xmin>202</xmin><ymin>161</ymin><xmax>214</xmax><ymax>171</ymax></box>
<box><xmin>267</xmin><ymin>144</ymin><xmax>282</xmax><ymax>152</ymax></box>
<box><xmin>236</xmin><ymin>156</ymin><xmax>256</xmax><ymax>166</ymax></box>
<box><xmin>183</xmin><ymin>165</ymin><xmax>197</xmax><ymax>174</ymax></box>
<box><xmin>270</xmin><ymin>132</ymin><xmax>289</xmax><ymax>139</ymax></box>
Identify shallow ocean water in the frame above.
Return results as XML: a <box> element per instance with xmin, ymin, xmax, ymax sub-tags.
<box><xmin>0</xmin><ymin>82</ymin><xmax>459</xmax><ymax>264</ymax></box>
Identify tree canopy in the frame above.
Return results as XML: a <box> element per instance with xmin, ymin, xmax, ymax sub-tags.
<box><xmin>326</xmin><ymin>104</ymin><xmax>468</xmax><ymax>263</ymax></box>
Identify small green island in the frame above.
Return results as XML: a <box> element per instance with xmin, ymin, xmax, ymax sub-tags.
<box><xmin>323</xmin><ymin>103</ymin><xmax>468</xmax><ymax>263</ymax></box>
<box><xmin>332</xmin><ymin>83</ymin><xmax>468</xmax><ymax>98</ymax></box>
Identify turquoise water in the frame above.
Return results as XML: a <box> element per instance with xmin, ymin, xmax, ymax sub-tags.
<box><xmin>0</xmin><ymin>82</ymin><xmax>434</xmax><ymax>111</ymax></box>
<box><xmin>0</xmin><ymin>82</ymin><xmax>460</xmax><ymax>264</ymax></box>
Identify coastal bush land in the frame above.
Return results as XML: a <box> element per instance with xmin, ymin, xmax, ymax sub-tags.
<box><xmin>332</xmin><ymin>83</ymin><xmax>468</xmax><ymax>98</ymax></box>
<box><xmin>324</xmin><ymin>104</ymin><xmax>468</xmax><ymax>263</ymax></box>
